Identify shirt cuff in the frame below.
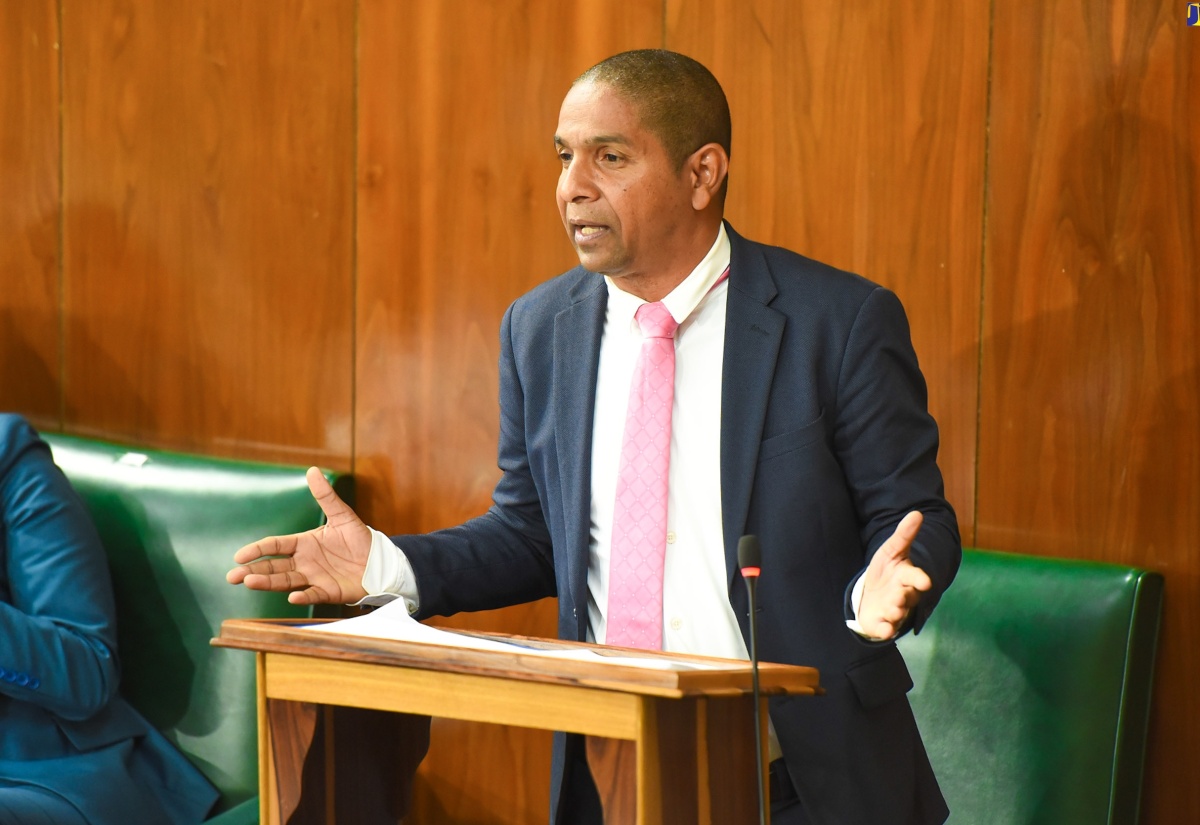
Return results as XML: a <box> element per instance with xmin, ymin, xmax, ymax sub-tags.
<box><xmin>844</xmin><ymin>573</ymin><xmax>869</xmax><ymax>637</ymax></box>
<box><xmin>354</xmin><ymin>527</ymin><xmax>420</xmax><ymax>614</ymax></box>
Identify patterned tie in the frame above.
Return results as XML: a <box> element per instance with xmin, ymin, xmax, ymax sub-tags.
<box><xmin>606</xmin><ymin>301</ymin><xmax>679</xmax><ymax>649</ymax></box>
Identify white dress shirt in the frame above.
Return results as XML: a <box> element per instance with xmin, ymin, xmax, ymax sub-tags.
<box><xmin>586</xmin><ymin>225</ymin><xmax>744</xmax><ymax>659</ymax></box>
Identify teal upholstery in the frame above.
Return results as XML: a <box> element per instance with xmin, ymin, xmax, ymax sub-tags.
<box><xmin>898</xmin><ymin>548</ymin><xmax>1163</xmax><ymax>825</ymax></box>
<box><xmin>43</xmin><ymin>432</ymin><xmax>350</xmax><ymax>822</ymax></box>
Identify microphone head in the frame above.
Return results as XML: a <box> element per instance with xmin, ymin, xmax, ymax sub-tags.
<box><xmin>737</xmin><ymin>535</ymin><xmax>761</xmax><ymax>576</ymax></box>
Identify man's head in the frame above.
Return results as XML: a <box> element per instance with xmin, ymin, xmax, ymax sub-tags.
<box><xmin>554</xmin><ymin>50</ymin><xmax>731</xmax><ymax>301</ymax></box>
<box><xmin>576</xmin><ymin>50</ymin><xmax>731</xmax><ymax>173</ymax></box>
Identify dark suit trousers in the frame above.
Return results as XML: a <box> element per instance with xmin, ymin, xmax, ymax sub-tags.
<box><xmin>563</xmin><ymin>746</ymin><xmax>807</xmax><ymax>824</ymax></box>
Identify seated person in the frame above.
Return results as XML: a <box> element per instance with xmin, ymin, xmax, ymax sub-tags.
<box><xmin>0</xmin><ymin>414</ymin><xmax>218</xmax><ymax>825</ymax></box>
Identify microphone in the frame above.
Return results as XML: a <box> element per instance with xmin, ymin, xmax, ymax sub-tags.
<box><xmin>738</xmin><ymin>535</ymin><xmax>766</xmax><ymax>825</ymax></box>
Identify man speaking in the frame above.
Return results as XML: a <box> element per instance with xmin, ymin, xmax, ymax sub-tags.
<box><xmin>229</xmin><ymin>49</ymin><xmax>960</xmax><ymax>825</ymax></box>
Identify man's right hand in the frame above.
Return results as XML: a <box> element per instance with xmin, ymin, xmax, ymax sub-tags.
<box><xmin>226</xmin><ymin>466</ymin><xmax>372</xmax><ymax>605</ymax></box>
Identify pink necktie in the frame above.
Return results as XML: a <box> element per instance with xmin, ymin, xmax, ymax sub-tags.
<box><xmin>607</xmin><ymin>301</ymin><xmax>679</xmax><ymax>649</ymax></box>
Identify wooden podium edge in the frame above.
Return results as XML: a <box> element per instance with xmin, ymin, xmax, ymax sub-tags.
<box><xmin>212</xmin><ymin>618</ymin><xmax>821</xmax><ymax>699</ymax></box>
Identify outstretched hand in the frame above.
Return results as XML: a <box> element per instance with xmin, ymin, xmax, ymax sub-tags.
<box><xmin>856</xmin><ymin>511</ymin><xmax>932</xmax><ymax>641</ymax></box>
<box><xmin>226</xmin><ymin>467</ymin><xmax>372</xmax><ymax>605</ymax></box>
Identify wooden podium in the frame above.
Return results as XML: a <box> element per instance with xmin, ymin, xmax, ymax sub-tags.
<box><xmin>214</xmin><ymin>618</ymin><xmax>819</xmax><ymax>825</ymax></box>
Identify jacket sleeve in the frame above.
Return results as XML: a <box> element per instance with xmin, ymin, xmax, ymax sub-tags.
<box><xmin>832</xmin><ymin>288</ymin><xmax>961</xmax><ymax>634</ymax></box>
<box><xmin>0</xmin><ymin>415</ymin><xmax>122</xmax><ymax>720</ymax></box>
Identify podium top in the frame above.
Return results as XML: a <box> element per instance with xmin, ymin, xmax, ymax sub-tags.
<box><xmin>214</xmin><ymin>618</ymin><xmax>820</xmax><ymax>699</ymax></box>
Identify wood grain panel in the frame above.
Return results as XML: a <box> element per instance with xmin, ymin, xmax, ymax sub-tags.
<box><xmin>0</xmin><ymin>2</ymin><xmax>61</xmax><ymax>423</ymax></box>
<box><xmin>668</xmin><ymin>0</ymin><xmax>990</xmax><ymax>542</ymax></box>
<box><xmin>355</xmin><ymin>3</ymin><xmax>661</xmax><ymax>821</ymax></box>
<box><xmin>979</xmin><ymin>2</ymin><xmax>1199</xmax><ymax>822</ymax></box>
<box><xmin>59</xmin><ymin>0</ymin><xmax>355</xmax><ymax>466</ymax></box>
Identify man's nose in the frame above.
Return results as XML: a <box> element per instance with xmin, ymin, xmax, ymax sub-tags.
<box><xmin>558</xmin><ymin>160</ymin><xmax>596</xmax><ymax>203</ymax></box>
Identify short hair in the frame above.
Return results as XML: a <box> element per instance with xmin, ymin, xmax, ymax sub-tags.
<box><xmin>575</xmin><ymin>49</ymin><xmax>731</xmax><ymax>170</ymax></box>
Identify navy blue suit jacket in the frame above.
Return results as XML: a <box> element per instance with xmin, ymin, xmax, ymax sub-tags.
<box><xmin>0</xmin><ymin>415</ymin><xmax>218</xmax><ymax>824</ymax></box>
<box><xmin>399</xmin><ymin>225</ymin><xmax>960</xmax><ymax>824</ymax></box>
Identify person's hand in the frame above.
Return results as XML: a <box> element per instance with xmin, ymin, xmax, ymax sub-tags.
<box><xmin>226</xmin><ymin>467</ymin><xmax>372</xmax><ymax>605</ymax></box>
<box><xmin>856</xmin><ymin>511</ymin><xmax>932</xmax><ymax>640</ymax></box>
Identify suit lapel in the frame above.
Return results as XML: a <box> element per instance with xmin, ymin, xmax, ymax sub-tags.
<box><xmin>721</xmin><ymin>226</ymin><xmax>785</xmax><ymax>590</ymax></box>
<box><xmin>554</xmin><ymin>276</ymin><xmax>607</xmax><ymax>628</ymax></box>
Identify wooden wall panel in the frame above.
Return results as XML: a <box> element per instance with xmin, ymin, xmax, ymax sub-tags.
<box><xmin>0</xmin><ymin>0</ymin><xmax>1191</xmax><ymax>821</ymax></box>
<box><xmin>0</xmin><ymin>2</ymin><xmax>61</xmax><ymax>423</ymax></box>
<box><xmin>59</xmin><ymin>0</ymin><xmax>355</xmax><ymax>466</ymax></box>
<box><xmin>979</xmin><ymin>2</ymin><xmax>1199</xmax><ymax>822</ymax></box>
<box><xmin>355</xmin><ymin>2</ymin><xmax>662</xmax><ymax>821</ymax></box>
<box><xmin>668</xmin><ymin>0</ymin><xmax>990</xmax><ymax>542</ymax></box>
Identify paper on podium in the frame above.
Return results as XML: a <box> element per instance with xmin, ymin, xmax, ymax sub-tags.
<box><xmin>306</xmin><ymin>598</ymin><xmax>724</xmax><ymax>671</ymax></box>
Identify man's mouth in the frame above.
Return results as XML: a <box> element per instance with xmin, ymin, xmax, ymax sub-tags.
<box><xmin>572</xmin><ymin>223</ymin><xmax>609</xmax><ymax>243</ymax></box>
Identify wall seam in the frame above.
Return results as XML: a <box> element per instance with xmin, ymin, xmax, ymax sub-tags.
<box><xmin>350</xmin><ymin>0</ymin><xmax>360</xmax><ymax>476</ymax></box>
<box><xmin>56</xmin><ymin>0</ymin><xmax>66</xmax><ymax>432</ymax></box>
<box><xmin>972</xmin><ymin>0</ymin><xmax>997</xmax><ymax>549</ymax></box>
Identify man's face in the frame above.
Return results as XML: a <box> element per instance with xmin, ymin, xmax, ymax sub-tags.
<box><xmin>554</xmin><ymin>81</ymin><xmax>696</xmax><ymax>285</ymax></box>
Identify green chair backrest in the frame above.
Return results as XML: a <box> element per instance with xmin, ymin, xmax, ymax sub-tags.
<box><xmin>43</xmin><ymin>432</ymin><xmax>350</xmax><ymax>815</ymax></box>
<box><xmin>898</xmin><ymin>548</ymin><xmax>1163</xmax><ymax>825</ymax></box>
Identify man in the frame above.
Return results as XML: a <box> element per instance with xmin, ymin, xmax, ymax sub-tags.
<box><xmin>229</xmin><ymin>50</ymin><xmax>959</xmax><ymax>824</ymax></box>
<box><xmin>0</xmin><ymin>414</ymin><xmax>219</xmax><ymax>824</ymax></box>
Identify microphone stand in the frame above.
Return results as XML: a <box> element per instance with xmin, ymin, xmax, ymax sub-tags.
<box><xmin>738</xmin><ymin>535</ymin><xmax>767</xmax><ymax>825</ymax></box>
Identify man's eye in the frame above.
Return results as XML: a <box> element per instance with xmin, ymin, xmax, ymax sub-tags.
<box><xmin>602</xmin><ymin>153</ymin><xmax>620</xmax><ymax>163</ymax></box>
<box><xmin>558</xmin><ymin>151</ymin><xmax>573</xmax><ymax>164</ymax></box>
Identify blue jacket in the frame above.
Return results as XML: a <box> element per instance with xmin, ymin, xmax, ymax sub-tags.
<box><xmin>0</xmin><ymin>414</ymin><xmax>218</xmax><ymax>824</ymax></box>
<box><xmin>396</xmin><ymin>225</ymin><xmax>961</xmax><ymax>824</ymax></box>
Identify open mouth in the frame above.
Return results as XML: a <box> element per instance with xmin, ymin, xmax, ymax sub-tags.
<box><xmin>572</xmin><ymin>223</ymin><xmax>609</xmax><ymax>244</ymax></box>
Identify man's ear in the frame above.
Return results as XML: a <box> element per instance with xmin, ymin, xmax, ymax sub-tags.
<box><xmin>687</xmin><ymin>143</ymin><xmax>729</xmax><ymax>211</ymax></box>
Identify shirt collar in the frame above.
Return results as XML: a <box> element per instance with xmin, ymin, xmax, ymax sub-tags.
<box><xmin>603</xmin><ymin>224</ymin><xmax>732</xmax><ymax>331</ymax></box>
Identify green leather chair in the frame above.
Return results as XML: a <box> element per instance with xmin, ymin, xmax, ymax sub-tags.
<box><xmin>898</xmin><ymin>548</ymin><xmax>1163</xmax><ymax>825</ymax></box>
<box><xmin>43</xmin><ymin>432</ymin><xmax>351</xmax><ymax>825</ymax></box>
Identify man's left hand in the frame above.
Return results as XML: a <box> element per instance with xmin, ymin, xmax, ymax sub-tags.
<box><xmin>857</xmin><ymin>511</ymin><xmax>932</xmax><ymax>641</ymax></box>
